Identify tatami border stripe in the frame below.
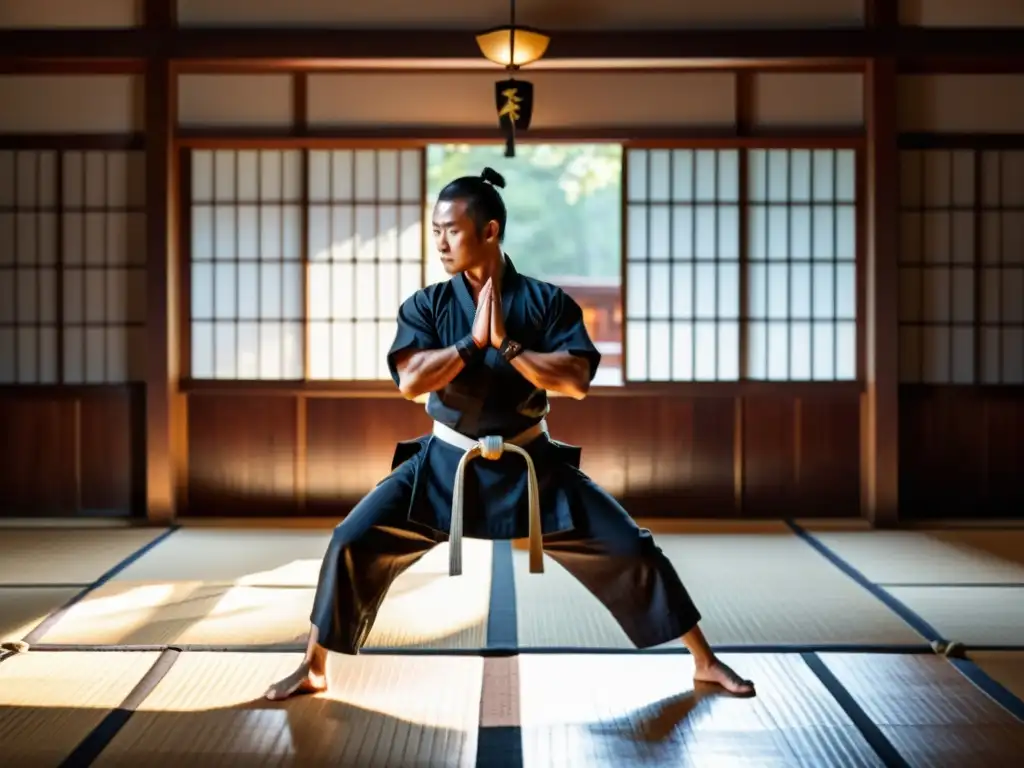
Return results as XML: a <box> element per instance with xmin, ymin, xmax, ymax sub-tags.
<box><xmin>876</xmin><ymin>582</ymin><xmax>1024</xmax><ymax>588</ymax></box>
<box><xmin>486</xmin><ymin>540</ymin><xmax>518</xmax><ymax>649</ymax></box>
<box><xmin>947</xmin><ymin>657</ymin><xmax>1024</xmax><ymax>724</ymax></box>
<box><xmin>801</xmin><ymin>652</ymin><xmax>912</xmax><ymax>768</ymax></box>
<box><xmin>22</xmin><ymin>525</ymin><xmax>181</xmax><ymax>645</ymax></box>
<box><xmin>787</xmin><ymin>519</ymin><xmax>1024</xmax><ymax>723</ymax></box>
<box><xmin>476</xmin><ymin>657</ymin><xmax>524</xmax><ymax>768</ymax></box>
<box><xmin>59</xmin><ymin>648</ymin><xmax>181</xmax><ymax>768</ymax></box>
<box><xmin>784</xmin><ymin>520</ymin><xmax>947</xmax><ymax>644</ymax></box>
<box><xmin>24</xmin><ymin>641</ymin><xmax>962</xmax><ymax>655</ymax></box>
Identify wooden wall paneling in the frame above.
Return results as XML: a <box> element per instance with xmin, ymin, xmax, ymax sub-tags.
<box><xmin>742</xmin><ymin>393</ymin><xmax>861</xmax><ymax>517</ymax></box>
<box><xmin>78</xmin><ymin>386</ymin><xmax>145</xmax><ymax>513</ymax></box>
<box><xmin>546</xmin><ymin>395</ymin><xmax>736</xmax><ymax>516</ymax></box>
<box><xmin>304</xmin><ymin>397</ymin><xmax>431</xmax><ymax>515</ymax></box>
<box><xmin>898</xmin><ymin>387</ymin><xmax>986</xmax><ymax>517</ymax></box>
<box><xmin>0</xmin><ymin>393</ymin><xmax>77</xmax><ymax>515</ymax></box>
<box><xmin>742</xmin><ymin>396</ymin><xmax>798</xmax><ymax>516</ymax></box>
<box><xmin>900</xmin><ymin>388</ymin><xmax>1024</xmax><ymax>519</ymax></box>
<box><xmin>186</xmin><ymin>394</ymin><xmax>300</xmax><ymax>515</ymax></box>
<box><xmin>798</xmin><ymin>394</ymin><xmax>861</xmax><ymax>515</ymax></box>
<box><xmin>688</xmin><ymin>397</ymin><xmax>738</xmax><ymax>514</ymax></box>
<box><xmin>984</xmin><ymin>392</ymin><xmax>1024</xmax><ymax>515</ymax></box>
<box><xmin>0</xmin><ymin>388</ymin><xmax>140</xmax><ymax>516</ymax></box>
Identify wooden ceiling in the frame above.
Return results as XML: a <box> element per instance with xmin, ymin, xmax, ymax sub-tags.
<box><xmin>1</xmin><ymin>24</ymin><xmax>1022</xmax><ymax>74</ymax></box>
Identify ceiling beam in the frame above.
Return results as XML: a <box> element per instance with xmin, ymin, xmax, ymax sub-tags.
<box><xmin>0</xmin><ymin>27</ymin><xmax>1023</xmax><ymax>70</ymax></box>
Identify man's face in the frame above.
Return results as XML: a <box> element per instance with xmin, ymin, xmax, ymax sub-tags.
<box><xmin>431</xmin><ymin>199</ymin><xmax>498</xmax><ymax>275</ymax></box>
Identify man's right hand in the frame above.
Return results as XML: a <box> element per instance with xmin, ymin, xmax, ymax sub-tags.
<box><xmin>472</xmin><ymin>279</ymin><xmax>492</xmax><ymax>349</ymax></box>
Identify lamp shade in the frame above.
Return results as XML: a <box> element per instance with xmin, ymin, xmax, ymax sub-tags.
<box><xmin>475</xmin><ymin>26</ymin><xmax>550</xmax><ymax>68</ymax></box>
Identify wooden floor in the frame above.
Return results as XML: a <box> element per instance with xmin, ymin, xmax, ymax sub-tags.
<box><xmin>1</xmin><ymin>518</ymin><xmax>1023</xmax><ymax>767</ymax></box>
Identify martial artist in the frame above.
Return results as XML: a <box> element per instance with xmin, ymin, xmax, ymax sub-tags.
<box><xmin>265</xmin><ymin>167</ymin><xmax>755</xmax><ymax>701</ymax></box>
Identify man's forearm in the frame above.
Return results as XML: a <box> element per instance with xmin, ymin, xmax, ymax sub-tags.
<box><xmin>397</xmin><ymin>346</ymin><xmax>466</xmax><ymax>399</ymax></box>
<box><xmin>509</xmin><ymin>350</ymin><xmax>591</xmax><ymax>399</ymax></box>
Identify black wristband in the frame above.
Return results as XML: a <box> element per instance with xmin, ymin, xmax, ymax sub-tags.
<box><xmin>499</xmin><ymin>337</ymin><xmax>524</xmax><ymax>362</ymax></box>
<box><xmin>455</xmin><ymin>335</ymin><xmax>482</xmax><ymax>364</ymax></box>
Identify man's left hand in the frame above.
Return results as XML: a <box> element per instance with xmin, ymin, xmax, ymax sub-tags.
<box><xmin>489</xmin><ymin>281</ymin><xmax>507</xmax><ymax>348</ymax></box>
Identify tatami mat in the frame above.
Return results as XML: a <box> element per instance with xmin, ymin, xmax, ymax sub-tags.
<box><xmin>517</xmin><ymin>653</ymin><xmax>884</xmax><ymax>767</ymax></box>
<box><xmin>819</xmin><ymin>653</ymin><xmax>1024</xmax><ymax>765</ymax></box>
<box><xmin>34</xmin><ymin>539</ymin><xmax>493</xmax><ymax>650</ymax></box>
<box><xmin>110</xmin><ymin>529</ymin><xmax>332</xmax><ymax>586</ymax></box>
<box><xmin>0</xmin><ymin>650</ymin><xmax>161</xmax><ymax>767</ymax></box>
<box><xmin>35</xmin><ymin>582</ymin><xmax>315</xmax><ymax>647</ymax></box>
<box><xmin>885</xmin><ymin>586</ymin><xmax>1024</xmax><ymax>647</ymax></box>
<box><xmin>968</xmin><ymin>652</ymin><xmax>1024</xmax><ymax>705</ymax></box>
<box><xmin>93</xmin><ymin>652</ymin><xmax>484</xmax><ymax>767</ymax></box>
<box><xmin>797</xmin><ymin>526</ymin><xmax>1024</xmax><ymax>585</ymax></box>
<box><xmin>514</xmin><ymin>526</ymin><xmax>923</xmax><ymax>648</ymax></box>
<box><xmin>0</xmin><ymin>528</ymin><xmax>170</xmax><ymax>585</ymax></box>
<box><xmin>0</xmin><ymin>586</ymin><xmax>80</xmax><ymax>643</ymax></box>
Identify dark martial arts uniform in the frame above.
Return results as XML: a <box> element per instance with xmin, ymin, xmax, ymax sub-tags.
<box><xmin>310</xmin><ymin>257</ymin><xmax>702</xmax><ymax>654</ymax></box>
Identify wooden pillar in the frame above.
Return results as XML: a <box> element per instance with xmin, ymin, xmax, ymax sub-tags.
<box><xmin>144</xmin><ymin>0</ymin><xmax>178</xmax><ymax>524</ymax></box>
<box><xmin>861</xmin><ymin>0</ymin><xmax>900</xmax><ymax>526</ymax></box>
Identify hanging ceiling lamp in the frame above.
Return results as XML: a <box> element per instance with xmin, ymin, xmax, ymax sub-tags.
<box><xmin>475</xmin><ymin>0</ymin><xmax>549</xmax><ymax>157</ymax></box>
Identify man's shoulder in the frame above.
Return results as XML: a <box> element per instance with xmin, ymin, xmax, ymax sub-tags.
<box><xmin>402</xmin><ymin>279</ymin><xmax>452</xmax><ymax>309</ymax></box>
<box><xmin>517</xmin><ymin>273</ymin><xmax>570</xmax><ymax>301</ymax></box>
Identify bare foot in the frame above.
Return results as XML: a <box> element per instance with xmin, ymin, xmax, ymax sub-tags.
<box><xmin>694</xmin><ymin>659</ymin><xmax>755</xmax><ymax>697</ymax></box>
<box><xmin>264</xmin><ymin>663</ymin><xmax>328</xmax><ymax>701</ymax></box>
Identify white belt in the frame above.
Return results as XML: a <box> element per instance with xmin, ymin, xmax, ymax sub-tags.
<box><xmin>432</xmin><ymin>419</ymin><xmax>547</xmax><ymax>577</ymax></box>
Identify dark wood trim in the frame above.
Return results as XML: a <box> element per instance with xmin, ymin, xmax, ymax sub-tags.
<box><xmin>0</xmin><ymin>134</ymin><xmax>146</xmax><ymax>150</ymax></box>
<box><xmin>0</xmin><ymin>384</ymin><xmax>141</xmax><ymax>398</ymax></box>
<box><xmin>295</xmin><ymin>395</ymin><xmax>307</xmax><ymax>513</ymax></box>
<box><xmin>5</xmin><ymin>27</ymin><xmax>1024</xmax><ymax>65</ymax></box>
<box><xmin>143</xmin><ymin>0</ymin><xmax>177</xmax><ymax>524</ymax></box>
<box><xmin>899</xmin><ymin>383</ymin><xmax>1024</xmax><ymax>399</ymax></box>
<box><xmin>735</xmin><ymin>72</ymin><xmax>755</xmax><ymax>137</ymax></box>
<box><xmin>860</xmin><ymin>0</ymin><xmax>900</xmax><ymax>527</ymax></box>
<box><xmin>733</xmin><ymin>397</ymin><xmax>745</xmax><ymax>514</ymax></box>
<box><xmin>855</xmin><ymin>141</ymin><xmax>867</xmax><ymax>383</ymax></box>
<box><xmin>172</xmin><ymin>61</ymin><xmax>866</xmax><ymax>75</ymax></box>
<box><xmin>177</xmin><ymin>148</ymin><xmax>192</xmax><ymax>380</ymax></box>
<box><xmin>292</xmin><ymin>72</ymin><xmax>308</xmax><ymax>133</ymax></box>
<box><xmin>179</xmin><ymin>379</ymin><xmax>864</xmax><ymax>399</ymax></box>
<box><xmin>173</xmin><ymin>128</ymin><xmax>866</xmax><ymax>148</ymax></box>
<box><xmin>899</xmin><ymin>133</ymin><xmax>1024</xmax><ymax>150</ymax></box>
<box><xmin>899</xmin><ymin>57</ymin><xmax>1024</xmax><ymax>74</ymax></box>
<box><xmin>0</xmin><ymin>58</ymin><xmax>145</xmax><ymax>74</ymax></box>
<box><xmin>972</xmin><ymin>151</ymin><xmax>983</xmax><ymax>385</ymax></box>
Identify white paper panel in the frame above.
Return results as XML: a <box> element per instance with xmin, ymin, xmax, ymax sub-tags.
<box><xmin>753</xmin><ymin>74</ymin><xmax>864</xmax><ymax>128</ymax></box>
<box><xmin>901</xmin><ymin>0</ymin><xmax>1024</xmax><ymax>27</ymax></box>
<box><xmin>899</xmin><ymin>75</ymin><xmax>1024</xmax><ymax>133</ymax></box>
<box><xmin>0</xmin><ymin>76</ymin><xmax>142</xmax><ymax>133</ymax></box>
<box><xmin>309</xmin><ymin>72</ymin><xmax>736</xmax><ymax>129</ymax></box>
<box><xmin>0</xmin><ymin>0</ymin><xmax>140</xmax><ymax>27</ymax></box>
<box><xmin>178</xmin><ymin>75</ymin><xmax>294</xmax><ymax>129</ymax></box>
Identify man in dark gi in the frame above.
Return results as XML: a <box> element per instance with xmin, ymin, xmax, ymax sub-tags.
<box><xmin>265</xmin><ymin>167</ymin><xmax>755</xmax><ymax>701</ymax></box>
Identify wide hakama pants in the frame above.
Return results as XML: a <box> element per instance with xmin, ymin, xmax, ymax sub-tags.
<box><xmin>309</xmin><ymin>452</ymin><xmax>703</xmax><ymax>656</ymax></box>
